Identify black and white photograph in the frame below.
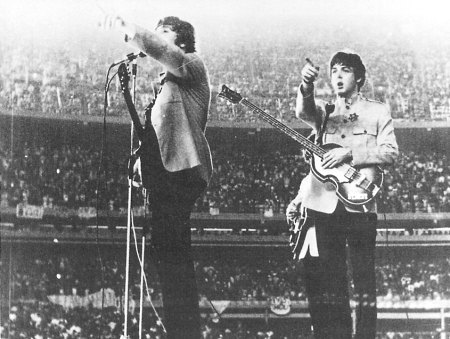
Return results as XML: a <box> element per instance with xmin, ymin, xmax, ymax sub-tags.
<box><xmin>1</xmin><ymin>0</ymin><xmax>450</xmax><ymax>338</ymax></box>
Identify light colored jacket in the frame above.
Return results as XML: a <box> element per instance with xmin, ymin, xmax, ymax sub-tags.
<box><xmin>130</xmin><ymin>27</ymin><xmax>213</xmax><ymax>184</ymax></box>
<box><xmin>295</xmin><ymin>85</ymin><xmax>398</xmax><ymax>213</ymax></box>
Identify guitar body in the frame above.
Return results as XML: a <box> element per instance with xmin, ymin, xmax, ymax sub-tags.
<box><xmin>309</xmin><ymin>143</ymin><xmax>384</xmax><ymax>207</ymax></box>
<box><xmin>118</xmin><ymin>63</ymin><xmax>165</xmax><ymax>191</ymax></box>
<box><xmin>134</xmin><ymin>125</ymin><xmax>166</xmax><ymax>191</ymax></box>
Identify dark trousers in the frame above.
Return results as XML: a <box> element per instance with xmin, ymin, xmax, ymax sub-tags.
<box><xmin>302</xmin><ymin>208</ymin><xmax>377</xmax><ymax>339</ymax></box>
<box><xmin>147</xmin><ymin>169</ymin><xmax>206</xmax><ymax>339</ymax></box>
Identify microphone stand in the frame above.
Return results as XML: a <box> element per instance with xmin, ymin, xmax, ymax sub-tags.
<box><xmin>123</xmin><ymin>60</ymin><xmax>140</xmax><ymax>339</ymax></box>
<box><xmin>135</xmin><ymin>61</ymin><xmax>148</xmax><ymax>339</ymax></box>
<box><xmin>123</xmin><ymin>60</ymin><xmax>150</xmax><ymax>339</ymax></box>
<box><xmin>122</xmin><ymin>62</ymin><xmax>133</xmax><ymax>338</ymax></box>
<box><xmin>119</xmin><ymin>56</ymin><xmax>164</xmax><ymax>338</ymax></box>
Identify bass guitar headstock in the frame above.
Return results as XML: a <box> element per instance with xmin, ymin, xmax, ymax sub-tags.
<box><xmin>218</xmin><ymin>85</ymin><xmax>243</xmax><ymax>104</ymax></box>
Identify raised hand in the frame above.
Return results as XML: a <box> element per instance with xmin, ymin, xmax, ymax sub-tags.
<box><xmin>99</xmin><ymin>12</ymin><xmax>124</xmax><ymax>30</ymax></box>
<box><xmin>100</xmin><ymin>14</ymin><xmax>136</xmax><ymax>42</ymax></box>
<box><xmin>301</xmin><ymin>58</ymin><xmax>320</xmax><ymax>87</ymax></box>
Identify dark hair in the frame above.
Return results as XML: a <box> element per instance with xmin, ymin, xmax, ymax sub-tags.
<box><xmin>156</xmin><ymin>16</ymin><xmax>196</xmax><ymax>53</ymax></box>
<box><xmin>329</xmin><ymin>51</ymin><xmax>366</xmax><ymax>90</ymax></box>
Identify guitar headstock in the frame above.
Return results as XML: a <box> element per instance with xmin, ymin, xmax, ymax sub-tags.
<box><xmin>218</xmin><ymin>85</ymin><xmax>243</xmax><ymax>104</ymax></box>
<box><xmin>118</xmin><ymin>63</ymin><xmax>130</xmax><ymax>94</ymax></box>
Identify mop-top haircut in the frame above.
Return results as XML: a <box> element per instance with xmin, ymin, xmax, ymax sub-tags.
<box><xmin>329</xmin><ymin>50</ymin><xmax>366</xmax><ymax>90</ymax></box>
<box><xmin>156</xmin><ymin>16</ymin><xmax>196</xmax><ymax>53</ymax></box>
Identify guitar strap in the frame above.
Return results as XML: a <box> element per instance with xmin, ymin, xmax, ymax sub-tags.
<box><xmin>316</xmin><ymin>103</ymin><xmax>334</xmax><ymax>145</ymax></box>
<box><xmin>138</xmin><ymin>77</ymin><xmax>167</xmax><ymax>191</ymax></box>
<box><xmin>143</xmin><ymin>72</ymin><xmax>182</xmax><ymax>126</ymax></box>
<box><xmin>144</xmin><ymin>77</ymin><xmax>163</xmax><ymax>127</ymax></box>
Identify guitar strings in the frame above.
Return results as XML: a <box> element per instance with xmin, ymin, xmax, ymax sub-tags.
<box><xmin>243</xmin><ymin>99</ymin><xmax>325</xmax><ymax>155</ymax></box>
<box><xmin>244</xmin><ymin>98</ymin><xmax>353</xmax><ymax>159</ymax></box>
<box><xmin>242</xmin><ymin>98</ymin><xmax>376</xmax><ymax>188</ymax></box>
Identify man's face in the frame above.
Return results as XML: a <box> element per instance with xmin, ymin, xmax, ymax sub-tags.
<box><xmin>330</xmin><ymin>63</ymin><xmax>359</xmax><ymax>97</ymax></box>
<box><xmin>155</xmin><ymin>25</ymin><xmax>177</xmax><ymax>45</ymax></box>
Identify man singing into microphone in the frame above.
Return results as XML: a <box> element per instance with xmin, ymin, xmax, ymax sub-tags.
<box><xmin>287</xmin><ymin>50</ymin><xmax>398</xmax><ymax>338</ymax></box>
<box><xmin>108</xmin><ymin>16</ymin><xmax>212</xmax><ymax>339</ymax></box>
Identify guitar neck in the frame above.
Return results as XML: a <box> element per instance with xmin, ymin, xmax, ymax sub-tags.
<box><xmin>240</xmin><ymin>98</ymin><xmax>325</xmax><ymax>157</ymax></box>
<box><xmin>123</xmin><ymin>89</ymin><xmax>145</xmax><ymax>141</ymax></box>
<box><xmin>118</xmin><ymin>63</ymin><xmax>145</xmax><ymax>142</ymax></box>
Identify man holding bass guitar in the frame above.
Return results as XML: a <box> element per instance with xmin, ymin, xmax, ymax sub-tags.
<box><xmin>287</xmin><ymin>50</ymin><xmax>398</xmax><ymax>339</ymax></box>
<box><xmin>108</xmin><ymin>16</ymin><xmax>213</xmax><ymax>339</ymax></box>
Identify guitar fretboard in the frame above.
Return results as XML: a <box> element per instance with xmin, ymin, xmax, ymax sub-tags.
<box><xmin>118</xmin><ymin>64</ymin><xmax>145</xmax><ymax>142</ymax></box>
<box><xmin>241</xmin><ymin>98</ymin><xmax>325</xmax><ymax>158</ymax></box>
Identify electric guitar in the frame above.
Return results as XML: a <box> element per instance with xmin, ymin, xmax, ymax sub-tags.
<box><xmin>118</xmin><ymin>63</ymin><xmax>164</xmax><ymax>190</ymax></box>
<box><xmin>218</xmin><ymin>85</ymin><xmax>384</xmax><ymax>208</ymax></box>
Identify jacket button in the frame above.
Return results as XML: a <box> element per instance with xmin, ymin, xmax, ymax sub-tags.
<box><xmin>364</xmin><ymin>130</ymin><xmax>367</xmax><ymax>133</ymax></box>
<box><xmin>341</xmin><ymin>134</ymin><xmax>346</xmax><ymax>138</ymax></box>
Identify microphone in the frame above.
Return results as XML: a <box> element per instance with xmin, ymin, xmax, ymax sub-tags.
<box><xmin>112</xmin><ymin>52</ymin><xmax>147</xmax><ymax>66</ymax></box>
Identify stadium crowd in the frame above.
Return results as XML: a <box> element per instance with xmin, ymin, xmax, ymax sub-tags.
<box><xmin>1</xmin><ymin>19</ymin><xmax>450</xmax><ymax>123</ymax></box>
<box><xmin>2</xmin><ymin>8</ymin><xmax>450</xmax><ymax>339</ymax></box>
<box><xmin>2</xmin><ymin>247</ymin><xmax>449</xmax><ymax>303</ymax></box>
<box><xmin>1</xmin><ymin>300</ymin><xmax>442</xmax><ymax>339</ymax></box>
<box><xmin>2</xmin><ymin>142</ymin><xmax>450</xmax><ymax>214</ymax></box>
<box><xmin>1</xmin><ymin>247</ymin><xmax>449</xmax><ymax>338</ymax></box>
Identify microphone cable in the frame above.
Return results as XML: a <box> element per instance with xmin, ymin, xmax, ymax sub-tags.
<box><xmin>129</xmin><ymin>210</ymin><xmax>166</xmax><ymax>334</ymax></box>
<box><xmin>93</xmin><ymin>62</ymin><xmax>119</xmax><ymax>339</ymax></box>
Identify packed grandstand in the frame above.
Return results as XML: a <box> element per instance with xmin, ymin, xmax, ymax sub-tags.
<box><xmin>2</xmin><ymin>0</ymin><xmax>450</xmax><ymax>338</ymax></box>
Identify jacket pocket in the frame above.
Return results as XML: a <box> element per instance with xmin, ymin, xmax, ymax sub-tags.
<box><xmin>352</xmin><ymin>126</ymin><xmax>376</xmax><ymax>136</ymax></box>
